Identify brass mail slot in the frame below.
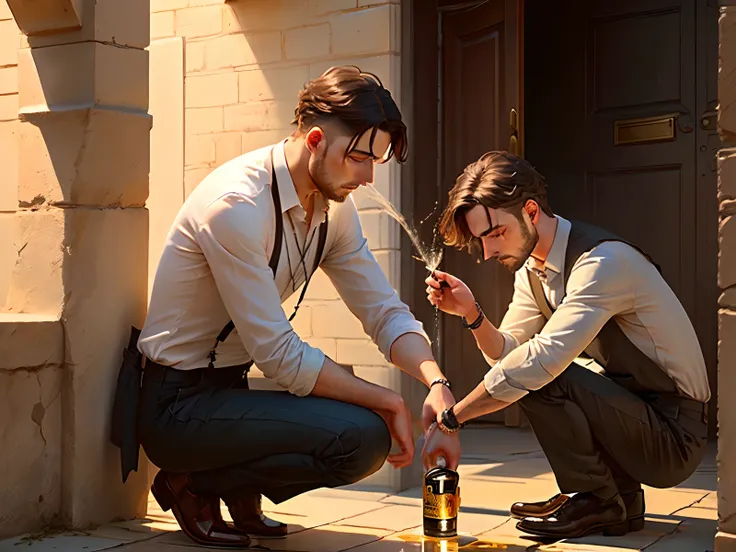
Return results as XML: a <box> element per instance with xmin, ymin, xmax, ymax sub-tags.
<box><xmin>614</xmin><ymin>114</ymin><xmax>676</xmax><ymax>145</ymax></box>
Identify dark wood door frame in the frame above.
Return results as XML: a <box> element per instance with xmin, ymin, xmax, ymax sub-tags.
<box><xmin>400</xmin><ymin>0</ymin><xmax>523</xmax><ymax>424</ymax></box>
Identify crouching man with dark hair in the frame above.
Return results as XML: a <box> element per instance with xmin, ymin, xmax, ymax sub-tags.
<box><xmin>135</xmin><ymin>66</ymin><xmax>461</xmax><ymax>548</ymax></box>
<box><xmin>422</xmin><ymin>151</ymin><xmax>710</xmax><ymax>540</ymax></box>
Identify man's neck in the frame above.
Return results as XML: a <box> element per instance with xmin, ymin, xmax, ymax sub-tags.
<box><xmin>283</xmin><ymin>136</ymin><xmax>321</xmax><ymax>221</ymax></box>
<box><xmin>530</xmin><ymin>213</ymin><xmax>559</xmax><ymax>264</ymax></box>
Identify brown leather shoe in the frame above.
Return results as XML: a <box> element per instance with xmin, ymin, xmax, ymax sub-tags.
<box><xmin>224</xmin><ymin>492</ymin><xmax>288</xmax><ymax>538</ymax></box>
<box><xmin>151</xmin><ymin>470</ymin><xmax>252</xmax><ymax>548</ymax></box>
<box><xmin>516</xmin><ymin>492</ymin><xmax>628</xmax><ymax>539</ymax></box>
<box><xmin>510</xmin><ymin>493</ymin><xmax>569</xmax><ymax>519</ymax></box>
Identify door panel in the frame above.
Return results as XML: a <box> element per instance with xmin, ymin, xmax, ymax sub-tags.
<box><xmin>524</xmin><ymin>0</ymin><xmax>717</xmax><ymax>435</ymax></box>
<box><xmin>406</xmin><ymin>0</ymin><xmax>523</xmax><ymax>425</ymax></box>
<box><xmin>439</xmin><ymin>0</ymin><xmax>521</xmax><ymax>422</ymax></box>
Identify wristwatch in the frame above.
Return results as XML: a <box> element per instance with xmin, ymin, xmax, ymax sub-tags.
<box><xmin>439</xmin><ymin>405</ymin><xmax>464</xmax><ymax>433</ymax></box>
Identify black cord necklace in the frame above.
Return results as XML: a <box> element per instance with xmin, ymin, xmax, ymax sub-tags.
<box><xmin>282</xmin><ymin>210</ymin><xmax>318</xmax><ymax>315</ymax></box>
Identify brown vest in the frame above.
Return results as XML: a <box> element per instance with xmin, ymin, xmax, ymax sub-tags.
<box><xmin>525</xmin><ymin>220</ymin><xmax>678</xmax><ymax>397</ymax></box>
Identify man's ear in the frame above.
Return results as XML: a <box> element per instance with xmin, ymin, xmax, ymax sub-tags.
<box><xmin>524</xmin><ymin>200</ymin><xmax>540</xmax><ymax>224</ymax></box>
<box><xmin>305</xmin><ymin>127</ymin><xmax>326</xmax><ymax>154</ymax></box>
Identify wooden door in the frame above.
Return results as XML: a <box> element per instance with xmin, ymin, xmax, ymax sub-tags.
<box><xmin>524</xmin><ymin>0</ymin><xmax>719</xmax><ymax>435</ymax></box>
<box><xmin>406</xmin><ymin>0</ymin><xmax>524</xmax><ymax>424</ymax></box>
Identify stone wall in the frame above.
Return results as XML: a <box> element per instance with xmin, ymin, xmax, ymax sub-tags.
<box><xmin>719</xmin><ymin>5</ymin><xmax>736</xmax><ymax>552</ymax></box>
<box><xmin>0</xmin><ymin>0</ymin><xmax>151</xmax><ymax>539</ymax></box>
<box><xmin>0</xmin><ymin>0</ymin><xmax>18</xmax><ymax>310</ymax></box>
<box><xmin>148</xmin><ymin>0</ymin><xmax>416</xmax><ymax>490</ymax></box>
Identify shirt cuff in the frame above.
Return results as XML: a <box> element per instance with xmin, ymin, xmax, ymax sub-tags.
<box><xmin>481</xmin><ymin>332</ymin><xmax>518</xmax><ymax>366</ymax></box>
<box><xmin>483</xmin><ymin>366</ymin><xmax>529</xmax><ymax>403</ymax></box>
<box><xmin>289</xmin><ymin>346</ymin><xmax>326</xmax><ymax>397</ymax></box>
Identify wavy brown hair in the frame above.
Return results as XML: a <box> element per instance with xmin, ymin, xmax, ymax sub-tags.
<box><xmin>438</xmin><ymin>151</ymin><xmax>553</xmax><ymax>253</ymax></box>
<box><xmin>292</xmin><ymin>65</ymin><xmax>408</xmax><ymax>164</ymax></box>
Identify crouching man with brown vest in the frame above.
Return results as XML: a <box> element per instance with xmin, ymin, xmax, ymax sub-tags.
<box><xmin>422</xmin><ymin>151</ymin><xmax>710</xmax><ymax>540</ymax></box>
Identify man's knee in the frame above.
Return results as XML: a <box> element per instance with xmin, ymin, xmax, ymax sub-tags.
<box><xmin>518</xmin><ymin>363</ymin><xmax>592</xmax><ymax>409</ymax></box>
<box><xmin>331</xmin><ymin>408</ymin><xmax>391</xmax><ymax>484</ymax></box>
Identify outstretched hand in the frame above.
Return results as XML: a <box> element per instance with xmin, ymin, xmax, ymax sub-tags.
<box><xmin>425</xmin><ymin>270</ymin><xmax>476</xmax><ymax>318</ymax></box>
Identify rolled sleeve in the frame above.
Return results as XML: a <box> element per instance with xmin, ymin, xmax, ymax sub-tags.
<box><xmin>321</xmin><ymin>199</ymin><xmax>430</xmax><ymax>362</ymax></box>
<box><xmin>483</xmin><ymin>243</ymin><xmax>635</xmax><ymax>401</ymax></box>
<box><xmin>197</xmin><ymin>193</ymin><xmax>324</xmax><ymax>396</ymax></box>
<box><xmin>482</xmin><ymin>331</ymin><xmax>519</xmax><ymax>367</ymax></box>
<box><xmin>483</xmin><ymin>367</ymin><xmax>529</xmax><ymax>403</ymax></box>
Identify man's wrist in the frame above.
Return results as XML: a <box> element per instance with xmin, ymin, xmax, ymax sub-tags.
<box><xmin>438</xmin><ymin>405</ymin><xmax>464</xmax><ymax>433</ymax></box>
<box><xmin>461</xmin><ymin>302</ymin><xmax>484</xmax><ymax>329</ymax></box>
<box><xmin>377</xmin><ymin>388</ymin><xmax>405</xmax><ymax>414</ymax></box>
<box><xmin>430</xmin><ymin>380</ymin><xmax>456</xmax><ymax>407</ymax></box>
<box><xmin>460</xmin><ymin>301</ymin><xmax>478</xmax><ymax>320</ymax></box>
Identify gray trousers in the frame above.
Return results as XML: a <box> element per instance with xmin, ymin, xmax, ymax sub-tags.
<box><xmin>138</xmin><ymin>362</ymin><xmax>392</xmax><ymax>504</ymax></box>
<box><xmin>518</xmin><ymin>363</ymin><xmax>708</xmax><ymax>500</ymax></box>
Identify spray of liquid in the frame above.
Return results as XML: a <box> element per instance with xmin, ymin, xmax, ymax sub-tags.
<box><xmin>360</xmin><ymin>184</ymin><xmax>444</xmax><ymax>272</ymax></box>
<box><xmin>359</xmin><ymin>185</ymin><xmax>445</xmax><ymax>350</ymax></box>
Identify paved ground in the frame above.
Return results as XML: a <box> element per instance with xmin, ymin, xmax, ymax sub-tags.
<box><xmin>0</xmin><ymin>426</ymin><xmax>717</xmax><ymax>551</ymax></box>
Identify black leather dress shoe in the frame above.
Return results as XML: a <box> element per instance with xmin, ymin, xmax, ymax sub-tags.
<box><xmin>224</xmin><ymin>493</ymin><xmax>288</xmax><ymax>538</ymax></box>
<box><xmin>622</xmin><ymin>489</ymin><xmax>645</xmax><ymax>532</ymax></box>
<box><xmin>512</xmin><ymin>489</ymin><xmax>645</xmax><ymax>533</ymax></box>
<box><xmin>516</xmin><ymin>492</ymin><xmax>628</xmax><ymax>539</ymax></box>
<box><xmin>510</xmin><ymin>493</ymin><xmax>570</xmax><ymax>519</ymax></box>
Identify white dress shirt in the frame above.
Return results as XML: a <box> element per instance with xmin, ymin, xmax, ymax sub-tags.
<box><xmin>483</xmin><ymin>216</ymin><xmax>711</xmax><ymax>404</ymax></box>
<box><xmin>139</xmin><ymin>140</ymin><xmax>429</xmax><ymax>397</ymax></box>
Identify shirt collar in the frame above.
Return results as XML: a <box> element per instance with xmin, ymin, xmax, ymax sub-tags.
<box><xmin>525</xmin><ymin>215</ymin><xmax>571</xmax><ymax>281</ymax></box>
<box><xmin>271</xmin><ymin>140</ymin><xmax>328</xmax><ymax>226</ymax></box>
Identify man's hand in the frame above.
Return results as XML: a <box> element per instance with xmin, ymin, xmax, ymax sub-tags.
<box><xmin>421</xmin><ymin>422</ymin><xmax>462</xmax><ymax>471</ymax></box>
<box><xmin>422</xmin><ymin>383</ymin><xmax>456</xmax><ymax>432</ymax></box>
<box><xmin>426</xmin><ymin>270</ymin><xmax>477</xmax><ymax>319</ymax></box>
<box><xmin>375</xmin><ymin>395</ymin><xmax>415</xmax><ymax>469</ymax></box>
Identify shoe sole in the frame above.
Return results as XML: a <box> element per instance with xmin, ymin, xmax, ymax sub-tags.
<box><xmin>151</xmin><ymin>476</ymin><xmax>253</xmax><ymax>549</ymax></box>
<box><xmin>517</xmin><ymin>516</ymin><xmax>645</xmax><ymax>540</ymax></box>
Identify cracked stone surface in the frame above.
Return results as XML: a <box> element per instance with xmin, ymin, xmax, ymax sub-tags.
<box><xmin>0</xmin><ymin>366</ymin><xmax>63</xmax><ymax>539</ymax></box>
<box><xmin>0</xmin><ymin>427</ymin><xmax>717</xmax><ymax>552</ymax></box>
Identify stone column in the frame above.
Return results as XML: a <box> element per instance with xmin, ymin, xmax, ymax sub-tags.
<box><xmin>3</xmin><ymin>0</ymin><xmax>151</xmax><ymax>533</ymax></box>
<box><xmin>718</xmin><ymin>5</ymin><xmax>736</xmax><ymax>551</ymax></box>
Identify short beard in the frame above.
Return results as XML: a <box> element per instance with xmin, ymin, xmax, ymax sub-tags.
<box><xmin>309</xmin><ymin>151</ymin><xmax>345</xmax><ymax>203</ymax></box>
<box><xmin>503</xmin><ymin>216</ymin><xmax>538</xmax><ymax>272</ymax></box>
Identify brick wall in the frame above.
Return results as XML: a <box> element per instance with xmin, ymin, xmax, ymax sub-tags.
<box><xmin>0</xmin><ymin>0</ymin><xmax>19</xmax><ymax>309</ymax></box>
<box><xmin>149</xmin><ymin>0</ymin><xmax>405</xmax><ymax>388</ymax></box>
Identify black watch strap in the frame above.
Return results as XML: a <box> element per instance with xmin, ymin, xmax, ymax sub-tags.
<box><xmin>441</xmin><ymin>406</ymin><xmax>463</xmax><ymax>432</ymax></box>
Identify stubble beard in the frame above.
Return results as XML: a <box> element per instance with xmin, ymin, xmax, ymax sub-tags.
<box><xmin>502</xmin><ymin>218</ymin><xmax>538</xmax><ymax>273</ymax></box>
<box><xmin>309</xmin><ymin>153</ymin><xmax>347</xmax><ymax>203</ymax></box>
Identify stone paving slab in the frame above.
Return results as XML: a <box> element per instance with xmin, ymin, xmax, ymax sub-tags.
<box><xmin>0</xmin><ymin>427</ymin><xmax>717</xmax><ymax>552</ymax></box>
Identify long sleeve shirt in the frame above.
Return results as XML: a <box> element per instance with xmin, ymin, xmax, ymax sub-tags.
<box><xmin>482</xmin><ymin>216</ymin><xmax>711</xmax><ymax>404</ymax></box>
<box><xmin>138</xmin><ymin>140</ymin><xmax>429</xmax><ymax>397</ymax></box>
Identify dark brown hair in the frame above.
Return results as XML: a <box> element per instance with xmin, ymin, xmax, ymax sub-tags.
<box><xmin>438</xmin><ymin>151</ymin><xmax>553</xmax><ymax>252</ymax></box>
<box><xmin>292</xmin><ymin>65</ymin><xmax>408</xmax><ymax>163</ymax></box>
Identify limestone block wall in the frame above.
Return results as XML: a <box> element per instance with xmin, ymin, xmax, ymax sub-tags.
<box><xmin>0</xmin><ymin>0</ymin><xmax>151</xmax><ymax>539</ymax></box>
<box><xmin>148</xmin><ymin>0</ymin><xmax>415</xmax><ymax>490</ymax></box>
<box><xmin>0</xmin><ymin>0</ymin><xmax>19</xmax><ymax>311</ymax></box>
<box><xmin>719</xmin><ymin>5</ymin><xmax>736</xmax><ymax>552</ymax></box>
<box><xmin>0</xmin><ymin>1</ymin><xmax>65</xmax><ymax>537</ymax></box>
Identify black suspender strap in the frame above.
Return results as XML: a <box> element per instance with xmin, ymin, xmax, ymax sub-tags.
<box><xmin>207</xmin><ymin>150</ymin><xmax>329</xmax><ymax>369</ymax></box>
